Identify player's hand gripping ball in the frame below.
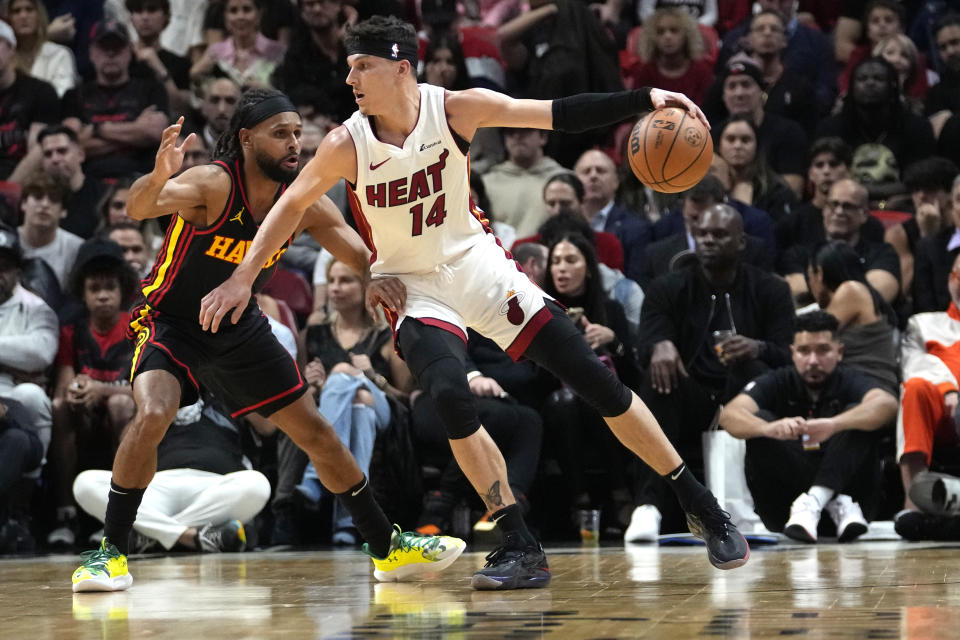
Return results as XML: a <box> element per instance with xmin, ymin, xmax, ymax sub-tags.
<box><xmin>628</xmin><ymin>107</ymin><xmax>713</xmax><ymax>194</ymax></box>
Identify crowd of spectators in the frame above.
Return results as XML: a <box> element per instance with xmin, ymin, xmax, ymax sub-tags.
<box><xmin>5</xmin><ymin>0</ymin><xmax>960</xmax><ymax>554</ymax></box>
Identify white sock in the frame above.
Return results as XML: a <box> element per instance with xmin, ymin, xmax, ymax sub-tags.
<box><xmin>808</xmin><ymin>485</ymin><xmax>834</xmax><ymax>509</ymax></box>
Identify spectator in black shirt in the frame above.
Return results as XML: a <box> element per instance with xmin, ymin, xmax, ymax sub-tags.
<box><xmin>0</xmin><ymin>19</ymin><xmax>59</xmax><ymax>182</ymax></box>
<box><xmin>642</xmin><ymin>175</ymin><xmax>773</xmax><ymax>287</ymax></box>
<box><xmin>716</xmin><ymin>0</ymin><xmax>834</xmax><ymax>115</ymax></box>
<box><xmin>885</xmin><ymin>157</ymin><xmax>959</xmax><ymax>295</ymax></box>
<box><xmin>736</xmin><ymin>11</ymin><xmax>820</xmax><ymax>134</ymax></box>
<box><xmin>127</xmin><ymin>0</ymin><xmax>191</xmax><ymax>117</ymax></box>
<box><xmin>816</xmin><ymin>56</ymin><xmax>935</xmax><ymax>202</ymax></box>
<box><xmin>0</xmin><ymin>396</ymin><xmax>39</xmax><ymax>554</ymax></box>
<box><xmin>776</xmin><ymin>138</ymin><xmax>886</xmax><ymax>289</ymax></box>
<box><xmin>626</xmin><ymin>204</ymin><xmax>794</xmax><ymax>540</ymax></box>
<box><xmin>781</xmin><ymin>178</ymin><xmax>901</xmax><ymax>304</ymax></box>
<box><xmin>927</xmin><ymin>14</ymin><xmax>960</xmax><ymax>129</ymax></box>
<box><xmin>912</xmin><ymin>175</ymin><xmax>960</xmax><ymax>313</ymax></box>
<box><xmin>37</xmin><ymin>125</ymin><xmax>104</xmax><ymax>239</ymax></box>
<box><xmin>61</xmin><ymin>19</ymin><xmax>169</xmax><ymax>180</ymax></box>
<box><xmin>721</xmin><ymin>310</ymin><xmax>898</xmax><ymax>542</ymax></box>
<box><xmin>705</xmin><ymin>56</ymin><xmax>809</xmax><ymax>196</ymax></box>
<box><xmin>273</xmin><ymin>0</ymin><xmax>355</xmax><ymax>124</ymax></box>
<box><xmin>715</xmin><ymin>115</ymin><xmax>797</xmax><ymax>223</ymax></box>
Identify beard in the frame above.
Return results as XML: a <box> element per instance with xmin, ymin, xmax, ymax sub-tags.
<box><xmin>254</xmin><ymin>149</ymin><xmax>299</xmax><ymax>184</ymax></box>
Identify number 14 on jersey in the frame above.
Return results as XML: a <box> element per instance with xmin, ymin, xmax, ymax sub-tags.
<box><xmin>409</xmin><ymin>193</ymin><xmax>447</xmax><ymax>236</ymax></box>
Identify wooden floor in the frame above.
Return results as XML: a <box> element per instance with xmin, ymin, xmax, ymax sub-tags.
<box><xmin>3</xmin><ymin>540</ymin><xmax>960</xmax><ymax>639</ymax></box>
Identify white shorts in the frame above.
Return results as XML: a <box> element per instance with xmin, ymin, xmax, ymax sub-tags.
<box><xmin>387</xmin><ymin>234</ymin><xmax>551</xmax><ymax>361</ymax></box>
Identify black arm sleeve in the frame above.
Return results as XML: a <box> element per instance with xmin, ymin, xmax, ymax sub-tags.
<box><xmin>551</xmin><ymin>88</ymin><xmax>654</xmax><ymax>133</ymax></box>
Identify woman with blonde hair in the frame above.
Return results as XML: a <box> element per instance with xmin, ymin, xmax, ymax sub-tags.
<box><xmin>873</xmin><ymin>33</ymin><xmax>933</xmax><ymax>112</ymax></box>
<box><xmin>625</xmin><ymin>7</ymin><xmax>713</xmax><ymax>104</ymax></box>
<box><xmin>3</xmin><ymin>0</ymin><xmax>77</xmax><ymax>96</ymax></box>
<box><xmin>295</xmin><ymin>259</ymin><xmax>414</xmax><ymax>545</ymax></box>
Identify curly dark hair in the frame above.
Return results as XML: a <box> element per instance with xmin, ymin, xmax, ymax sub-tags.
<box><xmin>71</xmin><ymin>255</ymin><xmax>139</xmax><ymax>306</ymax></box>
<box><xmin>214</xmin><ymin>88</ymin><xmax>290</xmax><ymax>162</ymax></box>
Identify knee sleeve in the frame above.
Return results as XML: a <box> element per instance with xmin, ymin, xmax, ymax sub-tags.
<box><xmin>399</xmin><ymin>320</ymin><xmax>481</xmax><ymax>439</ymax></box>
<box><xmin>524</xmin><ymin>301</ymin><xmax>633</xmax><ymax>417</ymax></box>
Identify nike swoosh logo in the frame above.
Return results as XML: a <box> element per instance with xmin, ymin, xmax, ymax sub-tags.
<box><xmin>351</xmin><ymin>478</ymin><xmax>369</xmax><ymax>497</ymax></box>
<box><xmin>670</xmin><ymin>464</ymin><xmax>686</xmax><ymax>481</ymax></box>
<box><xmin>369</xmin><ymin>158</ymin><xmax>390</xmax><ymax>170</ymax></box>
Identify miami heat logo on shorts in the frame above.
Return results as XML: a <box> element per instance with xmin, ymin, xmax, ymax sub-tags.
<box><xmin>499</xmin><ymin>290</ymin><xmax>526</xmax><ymax>326</ymax></box>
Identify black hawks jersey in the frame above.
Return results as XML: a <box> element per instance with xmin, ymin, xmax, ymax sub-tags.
<box><xmin>137</xmin><ymin>158</ymin><xmax>292</xmax><ymax>321</ymax></box>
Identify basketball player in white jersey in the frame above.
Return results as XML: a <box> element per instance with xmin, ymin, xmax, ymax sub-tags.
<box><xmin>201</xmin><ymin>16</ymin><xmax>750</xmax><ymax>589</ymax></box>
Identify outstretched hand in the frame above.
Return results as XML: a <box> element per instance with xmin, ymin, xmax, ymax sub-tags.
<box><xmin>155</xmin><ymin>116</ymin><xmax>196</xmax><ymax>180</ymax></box>
<box><xmin>199</xmin><ymin>275</ymin><xmax>252</xmax><ymax>333</ymax></box>
<box><xmin>649</xmin><ymin>88</ymin><xmax>710</xmax><ymax>130</ymax></box>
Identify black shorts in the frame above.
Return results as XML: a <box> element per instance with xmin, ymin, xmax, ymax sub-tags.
<box><xmin>129</xmin><ymin>308</ymin><xmax>306</xmax><ymax>418</ymax></box>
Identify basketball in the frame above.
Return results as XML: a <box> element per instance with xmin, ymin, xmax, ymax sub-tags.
<box><xmin>627</xmin><ymin>107</ymin><xmax>713</xmax><ymax>194</ymax></box>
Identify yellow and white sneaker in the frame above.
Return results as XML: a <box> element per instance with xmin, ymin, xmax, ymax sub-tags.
<box><xmin>72</xmin><ymin>538</ymin><xmax>133</xmax><ymax>593</ymax></box>
<box><xmin>363</xmin><ymin>525</ymin><xmax>465</xmax><ymax>582</ymax></box>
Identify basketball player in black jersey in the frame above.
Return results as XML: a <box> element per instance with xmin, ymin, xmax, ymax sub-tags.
<box><xmin>71</xmin><ymin>89</ymin><xmax>465</xmax><ymax>593</ymax></box>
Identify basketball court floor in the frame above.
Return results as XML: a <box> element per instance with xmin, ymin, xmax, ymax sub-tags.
<box><xmin>2</xmin><ymin>539</ymin><xmax>959</xmax><ymax>639</ymax></box>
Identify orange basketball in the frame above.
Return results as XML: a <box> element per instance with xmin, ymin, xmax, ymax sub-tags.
<box><xmin>627</xmin><ymin>107</ymin><xmax>713</xmax><ymax>194</ymax></box>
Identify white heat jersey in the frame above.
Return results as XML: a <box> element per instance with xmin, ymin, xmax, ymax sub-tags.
<box><xmin>343</xmin><ymin>83</ymin><xmax>487</xmax><ymax>276</ymax></box>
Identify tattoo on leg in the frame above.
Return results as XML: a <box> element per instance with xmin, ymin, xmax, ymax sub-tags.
<box><xmin>483</xmin><ymin>481</ymin><xmax>503</xmax><ymax>510</ymax></box>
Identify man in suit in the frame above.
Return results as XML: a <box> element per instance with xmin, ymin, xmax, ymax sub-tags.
<box><xmin>641</xmin><ymin>175</ymin><xmax>773</xmax><ymax>287</ymax></box>
<box><xmin>574</xmin><ymin>149</ymin><xmax>651</xmax><ymax>282</ymax></box>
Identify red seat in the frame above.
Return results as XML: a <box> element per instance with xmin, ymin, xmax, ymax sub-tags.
<box><xmin>273</xmin><ymin>298</ymin><xmax>299</xmax><ymax>337</ymax></box>
<box><xmin>870</xmin><ymin>210</ymin><xmax>912</xmax><ymax>230</ymax></box>
<box><xmin>263</xmin><ymin>268</ymin><xmax>313</xmax><ymax>327</ymax></box>
<box><xmin>0</xmin><ymin>181</ymin><xmax>21</xmax><ymax>224</ymax></box>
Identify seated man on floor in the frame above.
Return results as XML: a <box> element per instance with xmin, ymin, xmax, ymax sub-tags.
<box><xmin>73</xmin><ymin>392</ymin><xmax>272</xmax><ymax>553</ymax></box>
<box><xmin>720</xmin><ymin>310</ymin><xmax>898</xmax><ymax>543</ymax></box>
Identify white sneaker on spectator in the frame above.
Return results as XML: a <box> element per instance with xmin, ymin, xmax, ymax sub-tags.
<box><xmin>88</xmin><ymin>528</ymin><xmax>104</xmax><ymax>546</ymax></box>
<box><xmin>783</xmin><ymin>492</ymin><xmax>821</xmax><ymax>543</ymax></box>
<box><xmin>825</xmin><ymin>494</ymin><xmax>868</xmax><ymax>542</ymax></box>
<box><xmin>624</xmin><ymin>505</ymin><xmax>661</xmax><ymax>543</ymax></box>
<box><xmin>47</xmin><ymin>524</ymin><xmax>76</xmax><ymax>547</ymax></box>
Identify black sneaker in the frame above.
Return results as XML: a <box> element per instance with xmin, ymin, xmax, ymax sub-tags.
<box><xmin>685</xmin><ymin>493</ymin><xmax>750</xmax><ymax>570</ymax></box>
<box><xmin>270</xmin><ymin>503</ymin><xmax>299</xmax><ymax>546</ymax></box>
<box><xmin>196</xmin><ymin>520</ymin><xmax>247</xmax><ymax>552</ymax></box>
<box><xmin>0</xmin><ymin>517</ymin><xmax>36</xmax><ymax>554</ymax></box>
<box><xmin>894</xmin><ymin>509</ymin><xmax>960</xmax><ymax>541</ymax></box>
<box><xmin>471</xmin><ymin>533</ymin><xmax>551</xmax><ymax>590</ymax></box>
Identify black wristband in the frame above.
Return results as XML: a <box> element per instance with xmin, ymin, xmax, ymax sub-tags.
<box><xmin>551</xmin><ymin>88</ymin><xmax>654</xmax><ymax>133</ymax></box>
